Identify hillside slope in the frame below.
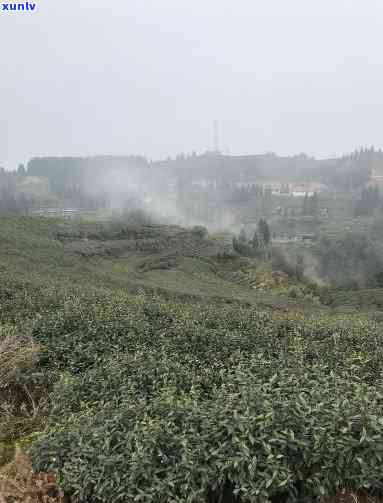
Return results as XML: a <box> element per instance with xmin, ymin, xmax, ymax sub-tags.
<box><xmin>0</xmin><ymin>215</ymin><xmax>304</xmax><ymax>310</ymax></box>
<box><xmin>2</xmin><ymin>215</ymin><xmax>383</xmax><ymax>503</ymax></box>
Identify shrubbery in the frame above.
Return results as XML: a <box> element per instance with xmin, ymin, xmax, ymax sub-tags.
<box><xmin>314</xmin><ymin>232</ymin><xmax>383</xmax><ymax>288</ymax></box>
<box><xmin>4</xmin><ymin>216</ymin><xmax>383</xmax><ymax>502</ymax></box>
<box><xmin>17</xmin><ymin>295</ymin><xmax>383</xmax><ymax>503</ymax></box>
<box><xmin>191</xmin><ymin>225</ymin><xmax>208</xmax><ymax>240</ymax></box>
<box><xmin>287</xmin><ymin>286</ymin><xmax>303</xmax><ymax>299</ymax></box>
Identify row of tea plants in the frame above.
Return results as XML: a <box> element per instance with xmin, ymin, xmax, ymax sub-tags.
<box><xmin>2</xmin><ymin>292</ymin><xmax>379</xmax><ymax>503</ymax></box>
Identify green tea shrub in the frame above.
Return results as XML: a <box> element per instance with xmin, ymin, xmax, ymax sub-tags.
<box><xmin>26</xmin><ymin>297</ymin><xmax>383</xmax><ymax>502</ymax></box>
<box><xmin>287</xmin><ymin>286</ymin><xmax>303</xmax><ymax>299</ymax></box>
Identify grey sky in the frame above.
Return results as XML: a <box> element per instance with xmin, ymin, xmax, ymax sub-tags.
<box><xmin>1</xmin><ymin>0</ymin><xmax>383</xmax><ymax>169</ymax></box>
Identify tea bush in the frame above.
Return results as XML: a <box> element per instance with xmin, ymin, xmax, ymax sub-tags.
<box><xmin>24</xmin><ymin>297</ymin><xmax>383</xmax><ymax>502</ymax></box>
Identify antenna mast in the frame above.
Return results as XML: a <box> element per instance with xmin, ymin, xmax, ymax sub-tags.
<box><xmin>213</xmin><ymin>120</ymin><xmax>219</xmax><ymax>153</ymax></box>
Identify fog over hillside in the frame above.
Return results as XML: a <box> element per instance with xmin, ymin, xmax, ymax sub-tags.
<box><xmin>18</xmin><ymin>148</ymin><xmax>379</xmax><ymax>225</ymax></box>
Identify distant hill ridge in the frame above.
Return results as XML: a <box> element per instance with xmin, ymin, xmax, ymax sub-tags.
<box><xmin>26</xmin><ymin>149</ymin><xmax>381</xmax><ymax>193</ymax></box>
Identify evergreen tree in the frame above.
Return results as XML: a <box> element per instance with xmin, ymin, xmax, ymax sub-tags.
<box><xmin>252</xmin><ymin>232</ymin><xmax>260</xmax><ymax>249</ymax></box>
<box><xmin>295</xmin><ymin>255</ymin><xmax>304</xmax><ymax>281</ymax></box>
<box><xmin>238</xmin><ymin>228</ymin><xmax>247</xmax><ymax>242</ymax></box>
<box><xmin>17</xmin><ymin>164</ymin><xmax>26</xmax><ymax>176</ymax></box>
<box><xmin>354</xmin><ymin>186</ymin><xmax>381</xmax><ymax>217</ymax></box>
<box><xmin>373</xmin><ymin>186</ymin><xmax>380</xmax><ymax>206</ymax></box>
<box><xmin>258</xmin><ymin>219</ymin><xmax>271</xmax><ymax>246</ymax></box>
<box><xmin>308</xmin><ymin>192</ymin><xmax>319</xmax><ymax>216</ymax></box>
<box><xmin>302</xmin><ymin>193</ymin><xmax>309</xmax><ymax>215</ymax></box>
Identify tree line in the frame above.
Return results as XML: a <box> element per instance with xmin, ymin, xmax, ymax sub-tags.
<box><xmin>232</xmin><ymin>219</ymin><xmax>271</xmax><ymax>256</ymax></box>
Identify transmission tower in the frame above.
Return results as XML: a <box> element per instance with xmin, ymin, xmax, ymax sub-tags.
<box><xmin>213</xmin><ymin>120</ymin><xmax>219</xmax><ymax>153</ymax></box>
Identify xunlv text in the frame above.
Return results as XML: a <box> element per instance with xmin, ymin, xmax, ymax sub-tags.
<box><xmin>1</xmin><ymin>2</ymin><xmax>36</xmax><ymax>11</ymax></box>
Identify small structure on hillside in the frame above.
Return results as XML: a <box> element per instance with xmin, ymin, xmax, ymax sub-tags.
<box><xmin>273</xmin><ymin>233</ymin><xmax>317</xmax><ymax>243</ymax></box>
<box><xmin>290</xmin><ymin>182</ymin><xmax>327</xmax><ymax>197</ymax></box>
<box><xmin>319</xmin><ymin>208</ymin><xmax>329</xmax><ymax>218</ymax></box>
<box><xmin>296</xmin><ymin>233</ymin><xmax>317</xmax><ymax>241</ymax></box>
<box><xmin>30</xmin><ymin>207</ymin><xmax>84</xmax><ymax>218</ymax></box>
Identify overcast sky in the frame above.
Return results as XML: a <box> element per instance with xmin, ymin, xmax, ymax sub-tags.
<box><xmin>1</xmin><ymin>0</ymin><xmax>383</xmax><ymax>169</ymax></box>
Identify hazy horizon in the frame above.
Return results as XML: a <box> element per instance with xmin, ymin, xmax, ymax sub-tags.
<box><xmin>2</xmin><ymin>0</ymin><xmax>383</xmax><ymax>170</ymax></box>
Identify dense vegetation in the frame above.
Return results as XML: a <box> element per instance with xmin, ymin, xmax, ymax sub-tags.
<box><xmin>2</xmin><ymin>284</ymin><xmax>383</xmax><ymax>502</ymax></box>
<box><xmin>0</xmin><ymin>147</ymin><xmax>375</xmax><ymax>217</ymax></box>
<box><xmin>3</xmin><ymin>147</ymin><xmax>383</xmax><ymax>502</ymax></box>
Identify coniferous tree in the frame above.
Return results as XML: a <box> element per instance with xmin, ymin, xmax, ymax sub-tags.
<box><xmin>252</xmin><ymin>232</ymin><xmax>260</xmax><ymax>249</ymax></box>
<box><xmin>302</xmin><ymin>193</ymin><xmax>309</xmax><ymax>215</ymax></box>
<box><xmin>258</xmin><ymin>219</ymin><xmax>271</xmax><ymax>246</ymax></box>
<box><xmin>295</xmin><ymin>255</ymin><xmax>304</xmax><ymax>281</ymax></box>
<box><xmin>17</xmin><ymin>164</ymin><xmax>26</xmax><ymax>176</ymax></box>
<box><xmin>308</xmin><ymin>192</ymin><xmax>319</xmax><ymax>216</ymax></box>
<box><xmin>354</xmin><ymin>186</ymin><xmax>381</xmax><ymax>217</ymax></box>
<box><xmin>238</xmin><ymin>228</ymin><xmax>247</xmax><ymax>242</ymax></box>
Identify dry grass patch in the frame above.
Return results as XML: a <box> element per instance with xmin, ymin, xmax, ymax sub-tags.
<box><xmin>0</xmin><ymin>334</ymin><xmax>39</xmax><ymax>389</ymax></box>
<box><xmin>0</xmin><ymin>447</ymin><xmax>64</xmax><ymax>503</ymax></box>
<box><xmin>0</xmin><ymin>332</ymin><xmax>46</xmax><ymax>442</ymax></box>
<box><xmin>325</xmin><ymin>490</ymin><xmax>383</xmax><ymax>503</ymax></box>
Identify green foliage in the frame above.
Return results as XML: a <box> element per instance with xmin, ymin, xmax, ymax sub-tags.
<box><xmin>17</xmin><ymin>164</ymin><xmax>26</xmax><ymax>176</ymax></box>
<box><xmin>322</xmin><ymin>148</ymin><xmax>373</xmax><ymax>190</ymax></box>
<box><xmin>21</xmin><ymin>295</ymin><xmax>383</xmax><ymax>503</ymax></box>
<box><xmin>270</xmin><ymin>248</ymin><xmax>291</xmax><ymax>274</ymax></box>
<box><xmin>287</xmin><ymin>286</ymin><xmax>303</xmax><ymax>299</ymax></box>
<box><xmin>251</xmin><ymin>231</ymin><xmax>259</xmax><ymax>249</ymax></box>
<box><xmin>301</xmin><ymin>193</ymin><xmax>319</xmax><ymax>216</ymax></box>
<box><xmin>354</xmin><ymin>186</ymin><xmax>381</xmax><ymax>217</ymax></box>
<box><xmin>232</xmin><ymin>237</ymin><xmax>259</xmax><ymax>258</ymax></box>
<box><xmin>232</xmin><ymin>221</ymin><xmax>271</xmax><ymax>258</ymax></box>
<box><xmin>0</xmin><ymin>171</ymin><xmax>30</xmax><ymax>214</ymax></box>
<box><xmin>5</xmin><ymin>214</ymin><xmax>383</xmax><ymax>501</ymax></box>
<box><xmin>257</xmin><ymin>219</ymin><xmax>271</xmax><ymax>246</ymax></box>
<box><xmin>191</xmin><ymin>225</ymin><xmax>208</xmax><ymax>240</ymax></box>
<box><xmin>314</xmin><ymin>232</ymin><xmax>383</xmax><ymax>288</ymax></box>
